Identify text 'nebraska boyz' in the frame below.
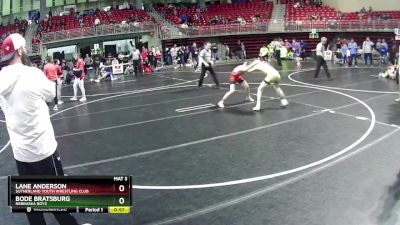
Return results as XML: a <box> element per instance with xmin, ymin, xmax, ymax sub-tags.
<box><xmin>15</xmin><ymin>196</ymin><xmax>70</xmax><ymax>205</ymax></box>
<box><xmin>14</xmin><ymin>183</ymin><xmax>71</xmax><ymax>205</ymax></box>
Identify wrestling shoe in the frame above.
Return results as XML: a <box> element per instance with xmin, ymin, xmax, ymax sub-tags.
<box><xmin>281</xmin><ymin>98</ymin><xmax>289</xmax><ymax>107</ymax></box>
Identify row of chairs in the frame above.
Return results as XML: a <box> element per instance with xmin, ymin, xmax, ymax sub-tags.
<box><xmin>157</xmin><ymin>1</ymin><xmax>273</xmax><ymax>26</ymax></box>
<box><xmin>40</xmin><ymin>9</ymin><xmax>151</xmax><ymax>33</ymax></box>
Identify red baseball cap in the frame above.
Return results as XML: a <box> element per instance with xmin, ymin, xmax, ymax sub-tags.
<box><xmin>0</xmin><ymin>33</ymin><xmax>26</xmax><ymax>63</ymax></box>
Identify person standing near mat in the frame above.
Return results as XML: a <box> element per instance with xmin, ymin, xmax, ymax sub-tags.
<box><xmin>245</xmin><ymin>59</ymin><xmax>289</xmax><ymax>111</ymax></box>
<box><xmin>198</xmin><ymin>42</ymin><xmax>220</xmax><ymax>88</ymax></box>
<box><xmin>130</xmin><ymin>45</ymin><xmax>141</xmax><ymax>76</ymax></box>
<box><xmin>274</xmin><ymin>38</ymin><xmax>283</xmax><ymax>67</ymax></box>
<box><xmin>348</xmin><ymin>39</ymin><xmax>358</xmax><ymax>67</ymax></box>
<box><xmin>362</xmin><ymin>37</ymin><xmax>374</xmax><ymax>66</ymax></box>
<box><xmin>292</xmin><ymin>39</ymin><xmax>302</xmax><ymax>68</ymax></box>
<box><xmin>70</xmin><ymin>53</ymin><xmax>86</xmax><ymax>102</ymax></box>
<box><xmin>314</xmin><ymin>37</ymin><xmax>332</xmax><ymax>80</ymax></box>
<box><xmin>54</xmin><ymin>59</ymin><xmax>64</xmax><ymax>105</ymax></box>
<box><xmin>395</xmin><ymin>47</ymin><xmax>400</xmax><ymax>102</ymax></box>
<box><xmin>43</xmin><ymin>56</ymin><xmax>59</xmax><ymax>111</ymax></box>
<box><xmin>0</xmin><ymin>33</ymin><xmax>85</xmax><ymax>225</ymax></box>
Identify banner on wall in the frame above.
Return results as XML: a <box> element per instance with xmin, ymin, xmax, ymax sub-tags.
<box><xmin>28</xmin><ymin>10</ymin><xmax>37</xmax><ymax>20</ymax></box>
<box><xmin>64</xmin><ymin>5</ymin><xmax>76</xmax><ymax>14</ymax></box>
<box><xmin>324</xmin><ymin>50</ymin><xmax>333</xmax><ymax>61</ymax></box>
<box><xmin>112</xmin><ymin>64</ymin><xmax>124</xmax><ymax>74</ymax></box>
<box><xmin>395</xmin><ymin>28</ymin><xmax>400</xmax><ymax>40</ymax></box>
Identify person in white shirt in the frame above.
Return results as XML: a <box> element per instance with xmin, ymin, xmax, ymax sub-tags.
<box><xmin>274</xmin><ymin>39</ymin><xmax>283</xmax><ymax>66</ymax></box>
<box><xmin>170</xmin><ymin>44</ymin><xmax>178</xmax><ymax>67</ymax></box>
<box><xmin>198</xmin><ymin>42</ymin><xmax>220</xmax><ymax>88</ymax></box>
<box><xmin>181</xmin><ymin>22</ymin><xmax>188</xmax><ymax>29</ymax></box>
<box><xmin>130</xmin><ymin>45</ymin><xmax>141</xmax><ymax>76</ymax></box>
<box><xmin>246</xmin><ymin>60</ymin><xmax>288</xmax><ymax>111</ymax></box>
<box><xmin>0</xmin><ymin>33</ymin><xmax>83</xmax><ymax>225</ymax></box>
<box><xmin>362</xmin><ymin>37</ymin><xmax>374</xmax><ymax>66</ymax></box>
<box><xmin>94</xmin><ymin>17</ymin><xmax>100</xmax><ymax>27</ymax></box>
<box><xmin>314</xmin><ymin>37</ymin><xmax>332</xmax><ymax>80</ymax></box>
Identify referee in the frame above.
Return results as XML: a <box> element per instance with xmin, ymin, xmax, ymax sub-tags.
<box><xmin>314</xmin><ymin>37</ymin><xmax>332</xmax><ymax>80</ymax></box>
<box><xmin>0</xmin><ymin>34</ymin><xmax>84</xmax><ymax>225</ymax></box>
<box><xmin>130</xmin><ymin>45</ymin><xmax>141</xmax><ymax>76</ymax></box>
<box><xmin>274</xmin><ymin>38</ymin><xmax>283</xmax><ymax>67</ymax></box>
<box><xmin>198</xmin><ymin>42</ymin><xmax>220</xmax><ymax>88</ymax></box>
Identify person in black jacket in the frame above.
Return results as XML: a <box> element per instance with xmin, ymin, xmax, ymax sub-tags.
<box><xmin>93</xmin><ymin>55</ymin><xmax>101</xmax><ymax>77</ymax></box>
<box><xmin>235</xmin><ymin>40</ymin><xmax>243</xmax><ymax>61</ymax></box>
<box><xmin>191</xmin><ymin>43</ymin><xmax>199</xmax><ymax>71</ymax></box>
<box><xmin>211</xmin><ymin>43</ymin><xmax>219</xmax><ymax>61</ymax></box>
<box><xmin>177</xmin><ymin>46</ymin><xmax>185</xmax><ymax>68</ymax></box>
<box><xmin>148</xmin><ymin>51</ymin><xmax>155</xmax><ymax>70</ymax></box>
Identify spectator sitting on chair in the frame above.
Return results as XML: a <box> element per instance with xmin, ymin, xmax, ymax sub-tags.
<box><xmin>294</xmin><ymin>2</ymin><xmax>302</xmax><ymax>8</ymax></box>
<box><xmin>94</xmin><ymin>17</ymin><xmax>100</xmax><ymax>27</ymax></box>
<box><xmin>79</xmin><ymin>18</ymin><xmax>84</xmax><ymax>28</ymax></box>
<box><xmin>181</xmin><ymin>22</ymin><xmax>188</xmax><ymax>29</ymax></box>
<box><xmin>180</xmin><ymin>13</ymin><xmax>188</xmax><ymax>23</ymax></box>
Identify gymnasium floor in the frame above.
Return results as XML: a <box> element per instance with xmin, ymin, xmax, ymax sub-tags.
<box><xmin>1</xmin><ymin>60</ymin><xmax>400</xmax><ymax>225</ymax></box>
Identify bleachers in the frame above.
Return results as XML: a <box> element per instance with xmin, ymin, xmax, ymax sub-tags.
<box><xmin>0</xmin><ymin>21</ymin><xmax>28</xmax><ymax>45</ymax></box>
<box><xmin>285</xmin><ymin>4</ymin><xmax>339</xmax><ymax>21</ymax></box>
<box><xmin>157</xmin><ymin>5</ymin><xmax>205</xmax><ymax>25</ymax></box>
<box><xmin>40</xmin><ymin>9</ymin><xmax>152</xmax><ymax>33</ymax></box>
<box><xmin>286</xmin><ymin>1</ymin><xmax>400</xmax><ymax>22</ymax></box>
<box><xmin>341</xmin><ymin>11</ymin><xmax>400</xmax><ymax>20</ymax></box>
<box><xmin>157</xmin><ymin>0</ymin><xmax>273</xmax><ymax>26</ymax></box>
<box><xmin>205</xmin><ymin>1</ymin><xmax>273</xmax><ymax>24</ymax></box>
<box><xmin>0</xmin><ymin>25</ymin><xmax>20</xmax><ymax>38</ymax></box>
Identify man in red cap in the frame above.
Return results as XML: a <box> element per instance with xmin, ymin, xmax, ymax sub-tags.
<box><xmin>0</xmin><ymin>33</ymin><xmax>83</xmax><ymax>225</ymax></box>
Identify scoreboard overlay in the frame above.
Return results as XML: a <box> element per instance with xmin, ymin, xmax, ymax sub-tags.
<box><xmin>8</xmin><ymin>176</ymin><xmax>132</xmax><ymax>214</ymax></box>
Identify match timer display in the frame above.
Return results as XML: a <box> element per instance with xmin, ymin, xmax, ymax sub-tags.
<box><xmin>8</xmin><ymin>176</ymin><xmax>132</xmax><ymax>214</ymax></box>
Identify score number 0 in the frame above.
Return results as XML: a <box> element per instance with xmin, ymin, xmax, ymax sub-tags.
<box><xmin>118</xmin><ymin>185</ymin><xmax>126</xmax><ymax>205</ymax></box>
